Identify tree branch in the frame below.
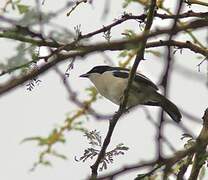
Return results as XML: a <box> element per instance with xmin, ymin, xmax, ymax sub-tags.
<box><xmin>97</xmin><ymin>144</ymin><xmax>197</xmax><ymax>180</ymax></box>
<box><xmin>0</xmin><ymin>11</ymin><xmax>207</xmax><ymax>49</ymax></box>
<box><xmin>0</xmin><ymin>19</ymin><xmax>207</xmax><ymax>96</ymax></box>
<box><xmin>0</xmin><ymin>38</ymin><xmax>207</xmax><ymax>78</ymax></box>
<box><xmin>188</xmin><ymin>108</ymin><xmax>208</xmax><ymax>180</ymax></box>
<box><xmin>185</xmin><ymin>0</ymin><xmax>208</xmax><ymax>6</ymax></box>
<box><xmin>157</xmin><ymin>0</ymin><xmax>184</xmax><ymax>160</ymax></box>
<box><xmin>90</xmin><ymin>0</ymin><xmax>157</xmax><ymax>178</ymax></box>
<box><xmin>98</xmin><ymin>108</ymin><xmax>208</xmax><ymax>179</ymax></box>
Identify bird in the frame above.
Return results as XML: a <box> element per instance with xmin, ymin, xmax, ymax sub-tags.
<box><xmin>80</xmin><ymin>65</ymin><xmax>182</xmax><ymax>123</ymax></box>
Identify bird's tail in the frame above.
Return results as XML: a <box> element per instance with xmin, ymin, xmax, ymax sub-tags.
<box><xmin>149</xmin><ymin>92</ymin><xmax>182</xmax><ymax>123</ymax></box>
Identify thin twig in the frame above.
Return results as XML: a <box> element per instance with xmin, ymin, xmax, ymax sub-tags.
<box><xmin>188</xmin><ymin>108</ymin><xmax>208</xmax><ymax>180</ymax></box>
<box><xmin>54</xmin><ymin>67</ymin><xmax>111</xmax><ymax>120</ymax></box>
<box><xmin>185</xmin><ymin>0</ymin><xmax>208</xmax><ymax>6</ymax></box>
<box><xmin>0</xmin><ymin>19</ymin><xmax>208</xmax><ymax>96</ymax></box>
<box><xmin>98</xmin><ymin>108</ymin><xmax>208</xmax><ymax>179</ymax></box>
<box><xmin>66</xmin><ymin>0</ymin><xmax>87</xmax><ymax>16</ymax></box>
<box><xmin>157</xmin><ymin>0</ymin><xmax>184</xmax><ymax>160</ymax></box>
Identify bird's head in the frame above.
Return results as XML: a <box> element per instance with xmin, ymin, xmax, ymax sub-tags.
<box><xmin>80</xmin><ymin>65</ymin><xmax>111</xmax><ymax>80</ymax></box>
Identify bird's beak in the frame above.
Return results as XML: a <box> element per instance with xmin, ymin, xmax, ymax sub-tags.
<box><xmin>80</xmin><ymin>73</ymin><xmax>89</xmax><ymax>78</ymax></box>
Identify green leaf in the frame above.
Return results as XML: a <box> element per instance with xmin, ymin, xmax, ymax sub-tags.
<box><xmin>17</xmin><ymin>4</ymin><xmax>29</xmax><ymax>14</ymax></box>
<box><xmin>123</xmin><ymin>0</ymin><xmax>133</xmax><ymax>8</ymax></box>
<box><xmin>135</xmin><ymin>174</ymin><xmax>149</xmax><ymax>180</ymax></box>
<box><xmin>145</xmin><ymin>50</ymin><xmax>162</xmax><ymax>57</ymax></box>
<box><xmin>199</xmin><ymin>165</ymin><xmax>206</xmax><ymax>180</ymax></box>
<box><xmin>122</xmin><ymin>29</ymin><xmax>137</xmax><ymax>39</ymax></box>
<box><xmin>51</xmin><ymin>150</ymin><xmax>68</xmax><ymax>160</ymax></box>
<box><xmin>85</xmin><ymin>86</ymin><xmax>98</xmax><ymax>97</ymax></box>
<box><xmin>118</xmin><ymin>50</ymin><xmax>129</xmax><ymax>57</ymax></box>
<box><xmin>20</xmin><ymin>136</ymin><xmax>47</xmax><ymax>146</ymax></box>
<box><xmin>122</xmin><ymin>0</ymin><xmax>139</xmax><ymax>8</ymax></box>
<box><xmin>42</xmin><ymin>160</ymin><xmax>52</xmax><ymax>167</ymax></box>
<box><xmin>21</xmin><ymin>136</ymin><xmax>42</xmax><ymax>144</ymax></box>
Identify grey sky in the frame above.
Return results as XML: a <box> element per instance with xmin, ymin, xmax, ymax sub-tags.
<box><xmin>0</xmin><ymin>0</ymin><xmax>207</xmax><ymax>180</ymax></box>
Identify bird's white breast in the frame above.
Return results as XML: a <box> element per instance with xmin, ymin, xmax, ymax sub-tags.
<box><xmin>89</xmin><ymin>71</ymin><xmax>128</xmax><ymax>105</ymax></box>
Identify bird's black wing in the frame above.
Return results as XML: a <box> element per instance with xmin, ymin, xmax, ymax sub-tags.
<box><xmin>112</xmin><ymin>70</ymin><xmax>158</xmax><ymax>90</ymax></box>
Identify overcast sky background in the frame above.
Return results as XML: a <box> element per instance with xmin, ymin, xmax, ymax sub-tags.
<box><xmin>0</xmin><ymin>0</ymin><xmax>208</xmax><ymax>180</ymax></box>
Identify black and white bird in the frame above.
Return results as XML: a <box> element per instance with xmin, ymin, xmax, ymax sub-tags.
<box><xmin>80</xmin><ymin>65</ymin><xmax>182</xmax><ymax>123</ymax></box>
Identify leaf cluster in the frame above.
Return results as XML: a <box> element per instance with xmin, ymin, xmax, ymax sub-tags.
<box><xmin>76</xmin><ymin>130</ymin><xmax>129</xmax><ymax>171</ymax></box>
